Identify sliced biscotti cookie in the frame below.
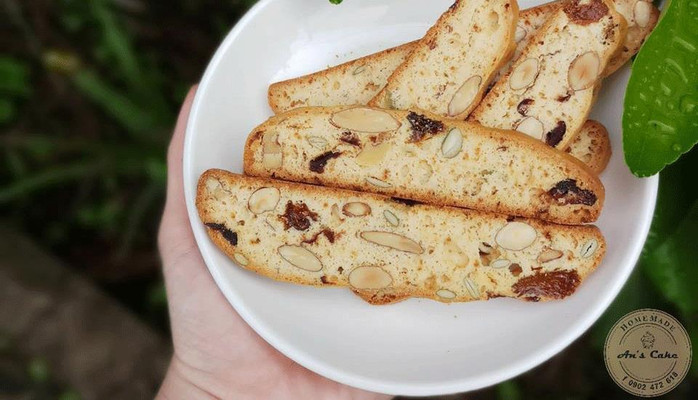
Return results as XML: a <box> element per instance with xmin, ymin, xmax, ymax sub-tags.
<box><xmin>605</xmin><ymin>0</ymin><xmax>659</xmax><ymax>75</ymax></box>
<box><xmin>243</xmin><ymin>106</ymin><xmax>604</xmax><ymax>224</ymax></box>
<box><xmin>268</xmin><ymin>41</ymin><xmax>417</xmax><ymax>114</ymax></box>
<box><xmin>197</xmin><ymin>170</ymin><xmax>606</xmax><ymax>305</ymax></box>
<box><xmin>368</xmin><ymin>0</ymin><xmax>518</xmax><ymax>119</ymax></box>
<box><xmin>566</xmin><ymin>120</ymin><xmax>612</xmax><ymax>174</ymax></box>
<box><xmin>470</xmin><ymin>0</ymin><xmax>627</xmax><ymax>150</ymax></box>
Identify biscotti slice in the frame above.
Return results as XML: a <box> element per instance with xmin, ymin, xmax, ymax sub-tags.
<box><xmin>566</xmin><ymin>120</ymin><xmax>612</xmax><ymax>174</ymax></box>
<box><xmin>198</xmin><ymin>170</ymin><xmax>606</xmax><ymax>305</ymax></box>
<box><xmin>469</xmin><ymin>0</ymin><xmax>627</xmax><ymax>150</ymax></box>
<box><xmin>368</xmin><ymin>0</ymin><xmax>518</xmax><ymax>119</ymax></box>
<box><xmin>243</xmin><ymin>106</ymin><xmax>604</xmax><ymax>225</ymax></box>
<box><xmin>604</xmin><ymin>0</ymin><xmax>659</xmax><ymax>75</ymax></box>
<box><xmin>268</xmin><ymin>41</ymin><xmax>417</xmax><ymax>114</ymax></box>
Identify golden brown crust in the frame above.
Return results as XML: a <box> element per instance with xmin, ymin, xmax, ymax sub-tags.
<box><xmin>243</xmin><ymin>106</ymin><xmax>605</xmax><ymax>225</ymax></box>
<box><xmin>196</xmin><ymin>170</ymin><xmax>606</xmax><ymax>305</ymax></box>
<box><xmin>368</xmin><ymin>0</ymin><xmax>519</xmax><ymax>118</ymax></box>
<box><xmin>565</xmin><ymin>120</ymin><xmax>612</xmax><ymax>174</ymax></box>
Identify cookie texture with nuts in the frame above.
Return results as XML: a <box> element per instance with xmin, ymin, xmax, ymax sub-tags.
<box><xmin>197</xmin><ymin>170</ymin><xmax>606</xmax><ymax>305</ymax></box>
<box><xmin>243</xmin><ymin>106</ymin><xmax>605</xmax><ymax>224</ymax></box>
<box><xmin>368</xmin><ymin>0</ymin><xmax>519</xmax><ymax>119</ymax></box>
<box><xmin>565</xmin><ymin>120</ymin><xmax>612</xmax><ymax>174</ymax></box>
<box><xmin>470</xmin><ymin>0</ymin><xmax>627</xmax><ymax>150</ymax></box>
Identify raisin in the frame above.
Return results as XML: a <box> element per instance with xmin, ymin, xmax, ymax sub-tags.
<box><xmin>563</xmin><ymin>0</ymin><xmax>608</xmax><ymax>25</ymax></box>
<box><xmin>340</xmin><ymin>131</ymin><xmax>360</xmax><ymax>147</ymax></box>
<box><xmin>205</xmin><ymin>223</ymin><xmax>238</xmax><ymax>246</ymax></box>
<box><xmin>302</xmin><ymin>228</ymin><xmax>337</xmax><ymax>245</ymax></box>
<box><xmin>545</xmin><ymin>121</ymin><xmax>567</xmax><ymax>147</ymax></box>
<box><xmin>512</xmin><ymin>270</ymin><xmax>581</xmax><ymax>301</ymax></box>
<box><xmin>517</xmin><ymin>99</ymin><xmax>534</xmax><ymax>116</ymax></box>
<box><xmin>547</xmin><ymin>179</ymin><xmax>597</xmax><ymax>206</ymax></box>
<box><xmin>279</xmin><ymin>201</ymin><xmax>318</xmax><ymax>231</ymax></box>
<box><xmin>309</xmin><ymin>151</ymin><xmax>341</xmax><ymax>173</ymax></box>
<box><xmin>406</xmin><ymin>111</ymin><xmax>444</xmax><ymax>142</ymax></box>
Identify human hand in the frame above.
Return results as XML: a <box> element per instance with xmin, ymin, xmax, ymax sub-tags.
<box><xmin>156</xmin><ymin>87</ymin><xmax>392</xmax><ymax>400</ymax></box>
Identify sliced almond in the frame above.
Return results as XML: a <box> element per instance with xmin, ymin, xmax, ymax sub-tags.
<box><xmin>248</xmin><ymin>187</ymin><xmax>280</xmax><ymax>214</ymax></box>
<box><xmin>436</xmin><ymin>289</ymin><xmax>457</xmax><ymax>300</ymax></box>
<box><xmin>464</xmin><ymin>277</ymin><xmax>480</xmax><ymax>299</ymax></box>
<box><xmin>352</xmin><ymin>65</ymin><xmax>367</xmax><ymax>75</ymax></box>
<box><xmin>307</xmin><ymin>136</ymin><xmax>328</xmax><ymax>149</ymax></box>
<box><xmin>580</xmin><ymin>239</ymin><xmax>598</xmax><ymax>258</ymax></box>
<box><xmin>490</xmin><ymin>259</ymin><xmax>512</xmax><ymax>269</ymax></box>
<box><xmin>355</xmin><ymin>142</ymin><xmax>391</xmax><ymax>167</ymax></box>
<box><xmin>515</xmin><ymin>116</ymin><xmax>544</xmax><ymax>139</ymax></box>
<box><xmin>634</xmin><ymin>1</ymin><xmax>652</xmax><ymax>28</ymax></box>
<box><xmin>233</xmin><ymin>253</ymin><xmax>249</xmax><ymax>266</ymax></box>
<box><xmin>366</xmin><ymin>176</ymin><xmax>392</xmax><ymax>188</ymax></box>
<box><xmin>383</xmin><ymin>210</ymin><xmax>400</xmax><ymax>227</ymax></box>
<box><xmin>360</xmin><ymin>231</ymin><xmax>423</xmax><ymax>254</ymax></box>
<box><xmin>568</xmin><ymin>52</ymin><xmax>600</xmax><ymax>91</ymax></box>
<box><xmin>342</xmin><ymin>202</ymin><xmax>372</xmax><ymax>217</ymax></box>
<box><xmin>330</xmin><ymin>107</ymin><xmax>401</xmax><ymax>133</ymax></box>
<box><xmin>515</xmin><ymin>25</ymin><xmax>527</xmax><ymax>43</ymax></box>
<box><xmin>448</xmin><ymin>75</ymin><xmax>482</xmax><ymax>117</ymax></box>
<box><xmin>331</xmin><ymin>204</ymin><xmax>345</xmax><ymax>223</ymax></box>
<box><xmin>538</xmin><ymin>248</ymin><xmax>563</xmax><ymax>263</ymax></box>
<box><xmin>262</xmin><ymin>133</ymin><xmax>283</xmax><ymax>169</ymax></box>
<box><xmin>349</xmin><ymin>266</ymin><xmax>392</xmax><ymax>290</ymax></box>
<box><xmin>441</xmin><ymin>128</ymin><xmax>463</xmax><ymax>159</ymax></box>
<box><xmin>479</xmin><ymin>242</ymin><xmax>495</xmax><ymax>254</ymax></box>
<box><xmin>278</xmin><ymin>245</ymin><xmax>323</xmax><ymax>272</ymax></box>
<box><xmin>509</xmin><ymin>58</ymin><xmax>539</xmax><ymax>90</ymax></box>
<box><xmin>495</xmin><ymin>222</ymin><xmax>537</xmax><ymax>251</ymax></box>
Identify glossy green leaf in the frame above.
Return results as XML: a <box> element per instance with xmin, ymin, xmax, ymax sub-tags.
<box><xmin>623</xmin><ymin>0</ymin><xmax>698</xmax><ymax>177</ymax></box>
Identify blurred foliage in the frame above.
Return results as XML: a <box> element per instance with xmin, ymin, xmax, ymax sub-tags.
<box><xmin>0</xmin><ymin>0</ymin><xmax>696</xmax><ymax>399</ymax></box>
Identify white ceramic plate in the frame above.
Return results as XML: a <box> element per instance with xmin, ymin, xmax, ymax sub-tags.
<box><xmin>184</xmin><ymin>0</ymin><xmax>658</xmax><ymax>395</ymax></box>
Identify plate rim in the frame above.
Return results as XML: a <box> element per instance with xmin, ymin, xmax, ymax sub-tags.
<box><xmin>183</xmin><ymin>0</ymin><xmax>660</xmax><ymax>395</ymax></box>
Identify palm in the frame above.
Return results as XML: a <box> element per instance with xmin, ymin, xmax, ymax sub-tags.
<box><xmin>158</xmin><ymin>88</ymin><xmax>389</xmax><ymax>400</ymax></box>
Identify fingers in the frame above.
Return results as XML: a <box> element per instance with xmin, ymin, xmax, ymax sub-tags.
<box><xmin>159</xmin><ymin>86</ymin><xmax>199</xmax><ymax>264</ymax></box>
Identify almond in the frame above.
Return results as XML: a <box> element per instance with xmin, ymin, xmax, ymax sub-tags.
<box><xmin>233</xmin><ymin>253</ymin><xmax>249</xmax><ymax>266</ymax></box>
<box><xmin>515</xmin><ymin>116</ymin><xmax>544</xmax><ymax>139</ymax></box>
<box><xmin>365</xmin><ymin>176</ymin><xmax>392</xmax><ymax>188</ymax></box>
<box><xmin>509</xmin><ymin>58</ymin><xmax>539</xmax><ymax>90</ymax></box>
<box><xmin>568</xmin><ymin>52</ymin><xmax>600</xmax><ymax>91</ymax></box>
<box><xmin>349</xmin><ymin>266</ymin><xmax>392</xmax><ymax>290</ymax></box>
<box><xmin>441</xmin><ymin>128</ymin><xmax>463</xmax><ymax>159</ymax></box>
<box><xmin>634</xmin><ymin>1</ymin><xmax>652</xmax><ymax>28</ymax></box>
<box><xmin>538</xmin><ymin>248</ymin><xmax>563</xmax><ymax>263</ymax></box>
<box><xmin>448</xmin><ymin>75</ymin><xmax>482</xmax><ymax>117</ymax></box>
<box><xmin>355</xmin><ymin>142</ymin><xmax>391</xmax><ymax>167</ymax></box>
<box><xmin>330</xmin><ymin>107</ymin><xmax>401</xmax><ymax>133</ymax></box>
<box><xmin>495</xmin><ymin>222</ymin><xmax>537</xmax><ymax>251</ymax></box>
<box><xmin>307</xmin><ymin>136</ymin><xmax>328</xmax><ymax>149</ymax></box>
<box><xmin>278</xmin><ymin>245</ymin><xmax>323</xmax><ymax>272</ymax></box>
<box><xmin>515</xmin><ymin>25</ymin><xmax>527</xmax><ymax>43</ymax></box>
<box><xmin>490</xmin><ymin>259</ymin><xmax>512</xmax><ymax>269</ymax></box>
<box><xmin>436</xmin><ymin>289</ymin><xmax>457</xmax><ymax>300</ymax></box>
<box><xmin>262</xmin><ymin>133</ymin><xmax>283</xmax><ymax>169</ymax></box>
<box><xmin>463</xmin><ymin>277</ymin><xmax>480</xmax><ymax>299</ymax></box>
<box><xmin>342</xmin><ymin>202</ymin><xmax>372</xmax><ymax>217</ymax></box>
<box><xmin>331</xmin><ymin>204</ymin><xmax>345</xmax><ymax>223</ymax></box>
<box><xmin>248</xmin><ymin>187</ymin><xmax>280</xmax><ymax>214</ymax></box>
<box><xmin>580</xmin><ymin>239</ymin><xmax>598</xmax><ymax>258</ymax></box>
<box><xmin>360</xmin><ymin>231</ymin><xmax>423</xmax><ymax>254</ymax></box>
<box><xmin>383</xmin><ymin>210</ymin><xmax>400</xmax><ymax>227</ymax></box>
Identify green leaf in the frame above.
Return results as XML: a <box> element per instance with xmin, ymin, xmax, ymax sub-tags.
<box><xmin>329</xmin><ymin>0</ymin><xmax>344</xmax><ymax>4</ymax></box>
<box><xmin>496</xmin><ymin>380</ymin><xmax>522</xmax><ymax>400</ymax></box>
<box><xmin>643</xmin><ymin>201</ymin><xmax>698</xmax><ymax>316</ymax></box>
<box><xmin>622</xmin><ymin>0</ymin><xmax>698</xmax><ymax>177</ymax></box>
<box><xmin>0</xmin><ymin>97</ymin><xmax>17</xmax><ymax>123</ymax></box>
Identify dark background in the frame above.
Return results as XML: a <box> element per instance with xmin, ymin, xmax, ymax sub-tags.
<box><xmin>1</xmin><ymin>0</ymin><xmax>695</xmax><ymax>399</ymax></box>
